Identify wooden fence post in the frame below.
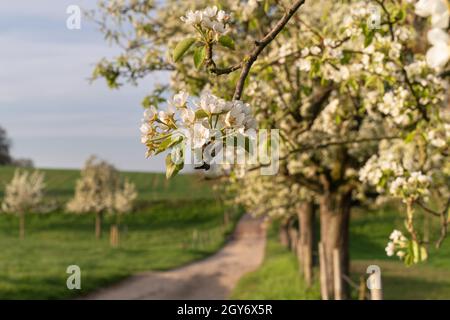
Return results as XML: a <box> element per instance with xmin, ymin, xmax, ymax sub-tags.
<box><xmin>333</xmin><ymin>249</ymin><xmax>342</xmax><ymax>300</ymax></box>
<box><xmin>319</xmin><ymin>242</ymin><xmax>329</xmax><ymax>300</ymax></box>
<box><xmin>358</xmin><ymin>276</ymin><xmax>367</xmax><ymax>300</ymax></box>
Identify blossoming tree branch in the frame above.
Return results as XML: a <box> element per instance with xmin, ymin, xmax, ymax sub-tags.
<box><xmin>92</xmin><ymin>0</ymin><xmax>449</xmax><ymax>299</ymax></box>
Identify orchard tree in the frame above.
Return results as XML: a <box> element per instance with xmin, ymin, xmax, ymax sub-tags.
<box><xmin>92</xmin><ymin>0</ymin><xmax>449</xmax><ymax>299</ymax></box>
<box><xmin>236</xmin><ymin>170</ymin><xmax>317</xmax><ymax>287</ymax></box>
<box><xmin>107</xmin><ymin>179</ymin><xmax>138</xmax><ymax>247</ymax></box>
<box><xmin>67</xmin><ymin>156</ymin><xmax>121</xmax><ymax>239</ymax></box>
<box><xmin>1</xmin><ymin>169</ymin><xmax>46</xmax><ymax>239</ymax></box>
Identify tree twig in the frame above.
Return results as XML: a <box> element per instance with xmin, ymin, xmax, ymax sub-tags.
<box><xmin>233</xmin><ymin>0</ymin><xmax>306</xmax><ymax>100</ymax></box>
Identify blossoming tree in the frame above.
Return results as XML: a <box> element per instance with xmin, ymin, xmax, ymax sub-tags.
<box><xmin>107</xmin><ymin>179</ymin><xmax>138</xmax><ymax>247</ymax></box>
<box><xmin>92</xmin><ymin>0</ymin><xmax>449</xmax><ymax>299</ymax></box>
<box><xmin>67</xmin><ymin>156</ymin><xmax>121</xmax><ymax>239</ymax></box>
<box><xmin>1</xmin><ymin>169</ymin><xmax>46</xmax><ymax>239</ymax></box>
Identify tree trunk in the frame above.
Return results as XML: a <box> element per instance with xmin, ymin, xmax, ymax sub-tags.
<box><xmin>289</xmin><ymin>227</ymin><xmax>298</xmax><ymax>253</ymax></box>
<box><xmin>223</xmin><ymin>210</ymin><xmax>230</xmax><ymax>227</ymax></box>
<box><xmin>110</xmin><ymin>224</ymin><xmax>119</xmax><ymax>247</ymax></box>
<box><xmin>19</xmin><ymin>212</ymin><xmax>25</xmax><ymax>240</ymax></box>
<box><xmin>279</xmin><ymin>220</ymin><xmax>290</xmax><ymax>247</ymax></box>
<box><xmin>95</xmin><ymin>212</ymin><xmax>103</xmax><ymax>239</ymax></box>
<box><xmin>319</xmin><ymin>191</ymin><xmax>351</xmax><ymax>300</ymax></box>
<box><xmin>297</xmin><ymin>202</ymin><xmax>315</xmax><ymax>287</ymax></box>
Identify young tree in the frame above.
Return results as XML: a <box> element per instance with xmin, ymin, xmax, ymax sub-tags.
<box><xmin>67</xmin><ymin>156</ymin><xmax>120</xmax><ymax>239</ymax></box>
<box><xmin>1</xmin><ymin>169</ymin><xmax>46</xmax><ymax>239</ymax></box>
<box><xmin>107</xmin><ymin>179</ymin><xmax>138</xmax><ymax>247</ymax></box>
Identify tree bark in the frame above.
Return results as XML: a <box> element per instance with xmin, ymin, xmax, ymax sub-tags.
<box><xmin>110</xmin><ymin>224</ymin><xmax>119</xmax><ymax>247</ymax></box>
<box><xmin>95</xmin><ymin>211</ymin><xmax>103</xmax><ymax>239</ymax></box>
<box><xmin>297</xmin><ymin>202</ymin><xmax>315</xmax><ymax>287</ymax></box>
<box><xmin>289</xmin><ymin>227</ymin><xmax>298</xmax><ymax>253</ymax></box>
<box><xmin>223</xmin><ymin>210</ymin><xmax>230</xmax><ymax>227</ymax></box>
<box><xmin>19</xmin><ymin>212</ymin><xmax>25</xmax><ymax>240</ymax></box>
<box><xmin>279</xmin><ymin>219</ymin><xmax>290</xmax><ymax>247</ymax></box>
<box><xmin>319</xmin><ymin>191</ymin><xmax>351</xmax><ymax>300</ymax></box>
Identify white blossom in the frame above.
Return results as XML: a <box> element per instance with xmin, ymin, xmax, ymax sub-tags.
<box><xmin>1</xmin><ymin>170</ymin><xmax>45</xmax><ymax>214</ymax></box>
<box><xmin>426</xmin><ymin>28</ymin><xmax>450</xmax><ymax>69</ymax></box>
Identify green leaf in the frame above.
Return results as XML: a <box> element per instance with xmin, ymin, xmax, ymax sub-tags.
<box><xmin>404</xmin><ymin>130</ymin><xmax>416</xmax><ymax>143</ymax></box>
<box><xmin>165</xmin><ymin>152</ymin><xmax>184</xmax><ymax>179</ymax></box>
<box><xmin>155</xmin><ymin>136</ymin><xmax>182</xmax><ymax>155</ymax></box>
<box><xmin>364</xmin><ymin>30</ymin><xmax>375</xmax><ymax>48</ymax></box>
<box><xmin>193</xmin><ymin>46</ymin><xmax>206</xmax><ymax>69</ymax></box>
<box><xmin>264</xmin><ymin>0</ymin><xmax>271</xmax><ymax>13</ymax></box>
<box><xmin>173</xmin><ymin>38</ymin><xmax>196</xmax><ymax>62</ymax></box>
<box><xmin>195</xmin><ymin>109</ymin><xmax>209</xmax><ymax>119</ymax></box>
<box><xmin>340</xmin><ymin>50</ymin><xmax>352</xmax><ymax>65</ymax></box>
<box><xmin>218</xmin><ymin>35</ymin><xmax>235</xmax><ymax>50</ymax></box>
<box><xmin>301</xmin><ymin>86</ymin><xmax>313</xmax><ymax>96</ymax></box>
<box><xmin>395</xmin><ymin>8</ymin><xmax>406</xmax><ymax>22</ymax></box>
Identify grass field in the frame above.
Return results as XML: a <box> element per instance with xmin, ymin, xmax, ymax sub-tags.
<box><xmin>0</xmin><ymin>166</ymin><xmax>213</xmax><ymax>202</ymax></box>
<box><xmin>232</xmin><ymin>206</ymin><xmax>450</xmax><ymax>300</ymax></box>
<box><xmin>2</xmin><ymin>166</ymin><xmax>449</xmax><ymax>299</ymax></box>
<box><xmin>0</xmin><ymin>166</ymin><xmax>238</xmax><ymax>299</ymax></box>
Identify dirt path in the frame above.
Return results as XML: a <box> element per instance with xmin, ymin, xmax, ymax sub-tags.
<box><xmin>84</xmin><ymin>214</ymin><xmax>266</xmax><ymax>300</ymax></box>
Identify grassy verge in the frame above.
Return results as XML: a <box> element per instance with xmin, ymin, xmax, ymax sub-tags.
<box><xmin>0</xmin><ymin>199</ymin><xmax>239</xmax><ymax>299</ymax></box>
<box><xmin>232</xmin><ymin>206</ymin><xmax>450</xmax><ymax>300</ymax></box>
<box><xmin>230</xmin><ymin>225</ymin><xmax>321</xmax><ymax>300</ymax></box>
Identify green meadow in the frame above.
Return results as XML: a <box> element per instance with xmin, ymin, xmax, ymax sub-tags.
<box><xmin>0</xmin><ymin>167</ymin><xmax>238</xmax><ymax>299</ymax></box>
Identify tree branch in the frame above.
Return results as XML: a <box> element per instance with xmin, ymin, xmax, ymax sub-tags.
<box><xmin>233</xmin><ymin>0</ymin><xmax>306</xmax><ymax>100</ymax></box>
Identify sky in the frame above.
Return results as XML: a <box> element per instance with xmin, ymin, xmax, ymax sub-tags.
<box><xmin>0</xmin><ymin>1</ymin><xmax>167</xmax><ymax>172</ymax></box>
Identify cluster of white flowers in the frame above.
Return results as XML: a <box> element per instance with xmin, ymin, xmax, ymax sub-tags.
<box><xmin>427</xmin><ymin>128</ymin><xmax>448</xmax><ymax>148</ymax></box>
<box><xmin>181</xmin><ymin>6</ymin><xmax>231</xmax><ymax>34</ymax></box>
<box><xmin>235</xmin><ymin>171</ymin><xmax>308</xmax><ymax>219</ymax></box>
<box><xmin>111</xmin><ymin>179</ymin><xmax>138</xmax><ymax>214</ymax></box>
<box><xmin>295</xmin><ymin>46</ymin><xmax>323</xmax><ymax>72</ymax></box>
<box><xmin>389</xmin><ymin>171</ymin><xmax>432</xmax><ymax>201</ymax></box>
<box><xmin>378</xmin><ymin>87</ymin><xmax>411</xmax><ymax>125</ymax></box>
<box><xmin>311</xmin><ymin>98</ymin><xmax>340</xmax><ymax>135</ymax></box>
<box><xmin>1</xmin><ymin>169</ymin><xmax>46</xmax><ymax>214</ymax></box>
<box><xmin>67</xmin><ymin>156</ymin><xmax>121</xmax><ymax>214</ymax></box>
<box><xmin>359</xmin><ymin>153</ymin><xmax>404</xmax><ymax>188</ymax></box>
<box><xmin>385</xmin><ymin>229</ymin><xmax>408</xmax><ymax>258</ymax></box>
<box><xmin>140</xmin><ymin>91</ymin><xmax>257</xmax><ymax>166</ymax></box>
<box><xmin>415</xmin><ymin>0</ymin><xmax>450</xmax><ymax>69</ymax></box>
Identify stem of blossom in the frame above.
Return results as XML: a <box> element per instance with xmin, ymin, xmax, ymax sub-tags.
<box><xmin>233</xmin><ymin>0</ymin><xmax>306</xmax><ymax>100</ymax></box>
<box><xmin>406</xmin><ymin>199</ymin><xmax>418</xmax><ymax>243</ymax></box>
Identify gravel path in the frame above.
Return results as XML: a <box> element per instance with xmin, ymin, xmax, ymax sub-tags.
<box><xmin>84</xmin><ymin>214</ymin><xmax>266</xmax><ymax>300</ymax></box>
